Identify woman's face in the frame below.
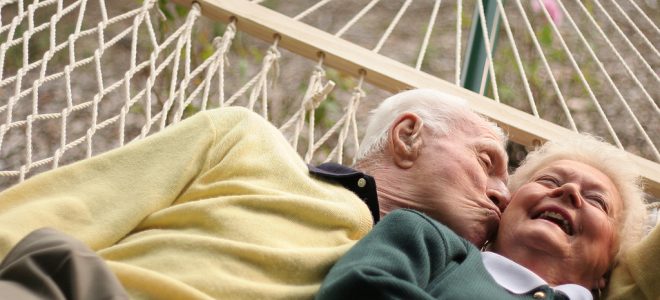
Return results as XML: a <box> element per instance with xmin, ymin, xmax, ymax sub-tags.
<box><xmin>493</xmin><ymin>159</ymin><xmax>623</xmax><ymax>288</ymax></box>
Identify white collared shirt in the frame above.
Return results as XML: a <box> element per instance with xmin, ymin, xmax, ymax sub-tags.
<box><xmin>481</xmin><ymin>251</ymin><xmax>592</xmax><ymax>300</ymax></box>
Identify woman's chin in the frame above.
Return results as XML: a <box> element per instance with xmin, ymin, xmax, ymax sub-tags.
<box><xmin>502</xmin><ymin>219</ymin><xmax>571</xmax><ymax>256</ymax></box>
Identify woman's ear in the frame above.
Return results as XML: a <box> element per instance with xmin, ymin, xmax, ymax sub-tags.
<box><xmin>387</xmin><ymin>112</ymin><xmax>424</xmax><ymax>169</ymax></box>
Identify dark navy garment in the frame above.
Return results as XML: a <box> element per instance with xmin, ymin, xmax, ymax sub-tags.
<box><xmin>308</xmin><ymin>163</ymin><xmax>380</xmax><ymax>225</ymax></box>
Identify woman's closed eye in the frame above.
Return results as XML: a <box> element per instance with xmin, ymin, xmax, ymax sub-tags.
<box><xmin>585</xmin><ymin>194</ymin><xmax>609</xmax><ymax>213</ymax></box>
<box><xmin>537</xmin><ymin>176</ymin><xmax>560</xmax><ymax>187</ymax></box>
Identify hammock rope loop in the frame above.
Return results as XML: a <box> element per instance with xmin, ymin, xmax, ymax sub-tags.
<box><xmin>322</xmin><ymin>72</ymin><xmax>365</xmax><ymax>164</ymax></box>
<box><xmin>246</xmin><ymin>37</ymin><xmax>279</xmax><ymax>119</ymax></box>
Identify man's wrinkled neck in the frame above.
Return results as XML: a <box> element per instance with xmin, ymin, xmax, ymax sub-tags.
<box><xmin>355</xmin><ymin>155</ymin><xmax>421</xmax><ymax>217</ymax></box>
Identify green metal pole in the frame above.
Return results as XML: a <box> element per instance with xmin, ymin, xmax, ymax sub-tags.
<box><xmin>461</xmin><ymin>0</ymin><xmax>502</xmax><ymax>95</ymax></box>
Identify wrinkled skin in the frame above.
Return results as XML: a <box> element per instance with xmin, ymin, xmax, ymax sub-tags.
<box><xmin>494</xmin><ymin>160</ymin><xmax>622</xmax><ymax>289</ymax></box>
<box><xmin>375</xmin><ymin>112</ymin><xmax>510</xmax><ymax>247</ymax></box>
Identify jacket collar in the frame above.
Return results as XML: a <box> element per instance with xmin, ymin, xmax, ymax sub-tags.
<box><xmin>308</xmin><ymin>162</ymin><xmax>380</xmax><ymax>224</ymax></box>
<box><xmin>481</xmin><ymin>251</ymin><xmax>592</xmax><ymax>300</ymax></box>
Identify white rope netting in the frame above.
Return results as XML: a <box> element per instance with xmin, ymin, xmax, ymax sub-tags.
<box><xmin>0</xmin><ymin>0</ymin><xmax>367</xmax><ymax>189</ymax></box>
<box><xmin>0</xmin><ymin>0</ymin><xmax>658</xmax><ymax>198</ymax></box>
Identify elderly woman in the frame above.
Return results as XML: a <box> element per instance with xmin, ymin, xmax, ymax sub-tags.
<box><xmin>316</xmin><ymin>135</ymin><xmax>646</xmax><ymax>300</ymax></box>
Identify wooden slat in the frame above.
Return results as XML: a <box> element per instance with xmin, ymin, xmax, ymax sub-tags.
<box><xmin>171</xmin><ymin>0</ymin><xmax>660</xmax><ymax>197</ymax></box>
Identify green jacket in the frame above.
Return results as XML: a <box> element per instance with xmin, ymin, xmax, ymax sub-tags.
<box><xmin>317</xmin><ymin>209</ymin><xmax>576</xmax><ymax>300</ymax></box>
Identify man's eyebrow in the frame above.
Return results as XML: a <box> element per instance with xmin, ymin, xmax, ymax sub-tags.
<box><xmin>479</xmin><ymin>140</ymin><xmax>508</xmax><ymax>162</ymax></box>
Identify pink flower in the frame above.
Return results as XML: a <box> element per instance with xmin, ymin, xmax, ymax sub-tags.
<box><xmin>532</xmin><ymin>0</ymin><xmax>564</xmax><ymax>26</ymax></box>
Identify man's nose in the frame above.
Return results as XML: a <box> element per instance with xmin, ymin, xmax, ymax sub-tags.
<box><xmin>487</xmin><ymin>180</ymin><xmax>510</xmax><ymax>212</ymax></box>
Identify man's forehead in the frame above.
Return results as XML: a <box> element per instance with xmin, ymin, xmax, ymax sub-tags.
<box><xmin>476</xmin><ymin>127</ymin><xmax>507</xmax><ymax>150</ymax></box>
<box><xmin>462</xmin><ymin>116</ymin><xmax>506</xmax><ymax>145</ymax></box>
<box><xmin>482</xmin><ymin>123</ymin><xmax>506</xmax><ymax>144</ymax></box>
<box><xmin>438</xmin><ymin>117</ymin><xmax>506</xmax><ymax>150</ymax></box>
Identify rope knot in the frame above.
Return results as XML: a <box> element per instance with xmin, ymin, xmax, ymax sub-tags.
<box><xmin>351</xmin><ymin>86</ymin><xmax>365</xmax><ymax>99</ymax></box>
<box><xmin>264</xmin><ymin>44</ymin><xmax>281</xmax><ymax>86</ymax></box>
<box><xmin>190</xmin><ymin>3</ymin><xmax>202</xmax><ymax>17</ymax></box>
<box><xmin>266</xmin><ymin>45</ymin><xmax>281</xmax><ymax>61</ymax></box>
<box><xmin>212</xmin><ymin>37</ymin><xmax>223</xmax><ymax>48</ymax></box>
<box><xmin>304</xmin><ymin>80</ymin><xmax>335</xmax><ymax>110</ymax></box>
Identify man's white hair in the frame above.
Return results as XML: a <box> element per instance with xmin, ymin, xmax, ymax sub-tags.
<box><xmin>508</xmin><ymin>134</ymin><xmax>646</xmax><ymax>260</ymax></box>
<box><xmin>356</xmin><ymin>89</ymin><xmax>506</xmax><ymax>161</ymax></box>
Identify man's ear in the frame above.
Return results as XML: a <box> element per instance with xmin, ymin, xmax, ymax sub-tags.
<box><xmin>387</xmin><ymin>112</ymin><xmax>424</xmax><ymax>169</ymax></box>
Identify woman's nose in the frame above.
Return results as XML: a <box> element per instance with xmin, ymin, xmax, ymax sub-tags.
<box><xmin>548</xmin><ymin>183</ymin><xmax>583</xmax><ymax>208</ymax></box>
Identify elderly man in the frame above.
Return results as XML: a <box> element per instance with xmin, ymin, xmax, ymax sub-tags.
<box><xmin>352</xmin><ymin>89</ymin><xmax>509</xmax><ymax>245</ymax></box>
<box><xmin>0</xmin><ymin>89</ymin><xmax>509</xmax><ymax>299</ymax></box>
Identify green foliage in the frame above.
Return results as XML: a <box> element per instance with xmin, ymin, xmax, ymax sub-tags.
<box><xmin>213</xmin><ymin>23</ymin><xmax>227</xmax><ymax>37</ymax></box>
<box><xmin>238</xmin><ymin>57</ymin><xmax>249</xmax><ymax>81</ymax></box>
<box><xmin>325</xmin><ymin>68</ymin><xmax>355</xmax><ymax>91</ymax></box>
<box><xmin>249</xmin><ymin>46</ymin><xmax>263</xmax><ymax>62</ymax></box>
<box><xmin>3</xmin><ymin>27</ymin><xmax>26</xmax><ymax>72</ymax></box>
<box><xmin>527</xmin><ymin>60</ymin><xmax>541</xmax><ymax>86</ymax></box>
<box><xmin>584</xmin><ymin>0</ymin><xmax>595</xmax><ymax>14</ymax></box>
<box><xmin>157</xmin><ymin>0</ymin><xmax>189</xmax><ymax>20</ymax></box>
<box><xmin>230</xmin><ymin>31</ymin><xmax>265</xmax><ymax>84</ymax></box>
<box><xmin>260</xmin><ymin>0</ymin><xmax>279</xmax><ymax>10</ymax></box>
<box><xmin>182</xmin><ymin>102</ymin><xmax>201</xmax><ymax>118</ymax></box>
<box><xmin>128</xmin><ymin>103</ymin><xmax>146</xmax><ymax>118</ymax></box>
<box><xmin>3</xmin><ymin>11</ymin><xmax>71</xmax><ymax>73</ymax></box>
<box><xmin>548</xmin><ymin>47</ymin><xmax>565</xmax><ymax>61</ymax></box>
<box><xmin>538</xmin><ymin>25</ymin><xmax>553</xmax><ymax>47</ymax></box>
<box><xmin>156</xmin><ymin>1</ymin><xmax>191</xmax><ymax>37</ymax></box>
<box><xmin>498</xmin><ymin>84</ymin><xmax>516</xmax><ymax>105</ymax></box>
<box><xmin>174</xmin><ymin>4</ymin><xmax>189</xmax><ymax>18</ymax></box>
<box><xmin>462</xmin><ymin>7</ymin><xmax>473</xmax><ymax>30</ymax></box>
<box><xmin>158</xmin><ymin>0</ymin><xmax>174</xmax><ymax>20</ymax></box>
<box><xmin>200</xmin><ymin>43</ymin><xmax>215</xmax><ymax>61</ymax></box>
<box><xmin>315</xmin><ymin>97</ymin><xmax>341</xmax><ymax>129</ymax></box>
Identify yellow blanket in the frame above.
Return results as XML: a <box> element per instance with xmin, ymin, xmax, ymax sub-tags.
<box><xmin>0</xmin><ymin>107</ymin><xmax>373</xmax><ymax>299</ymax></box>
<box><xmin>607</xmin><ymin>224</ymin><xmax>660</xmax><ymax>299</ymax></box>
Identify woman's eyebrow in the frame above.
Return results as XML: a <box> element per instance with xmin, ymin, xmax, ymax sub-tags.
<box><xmin>542</xmin><ymin>166</ymin><xmax>611</xmax><ymax>194</ymax></box>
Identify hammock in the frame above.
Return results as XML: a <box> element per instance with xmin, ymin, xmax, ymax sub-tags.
<box><xmin>0</xmin><ymin>0</ymin><xmax>658</xmax><ymax>206</ymax></box>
